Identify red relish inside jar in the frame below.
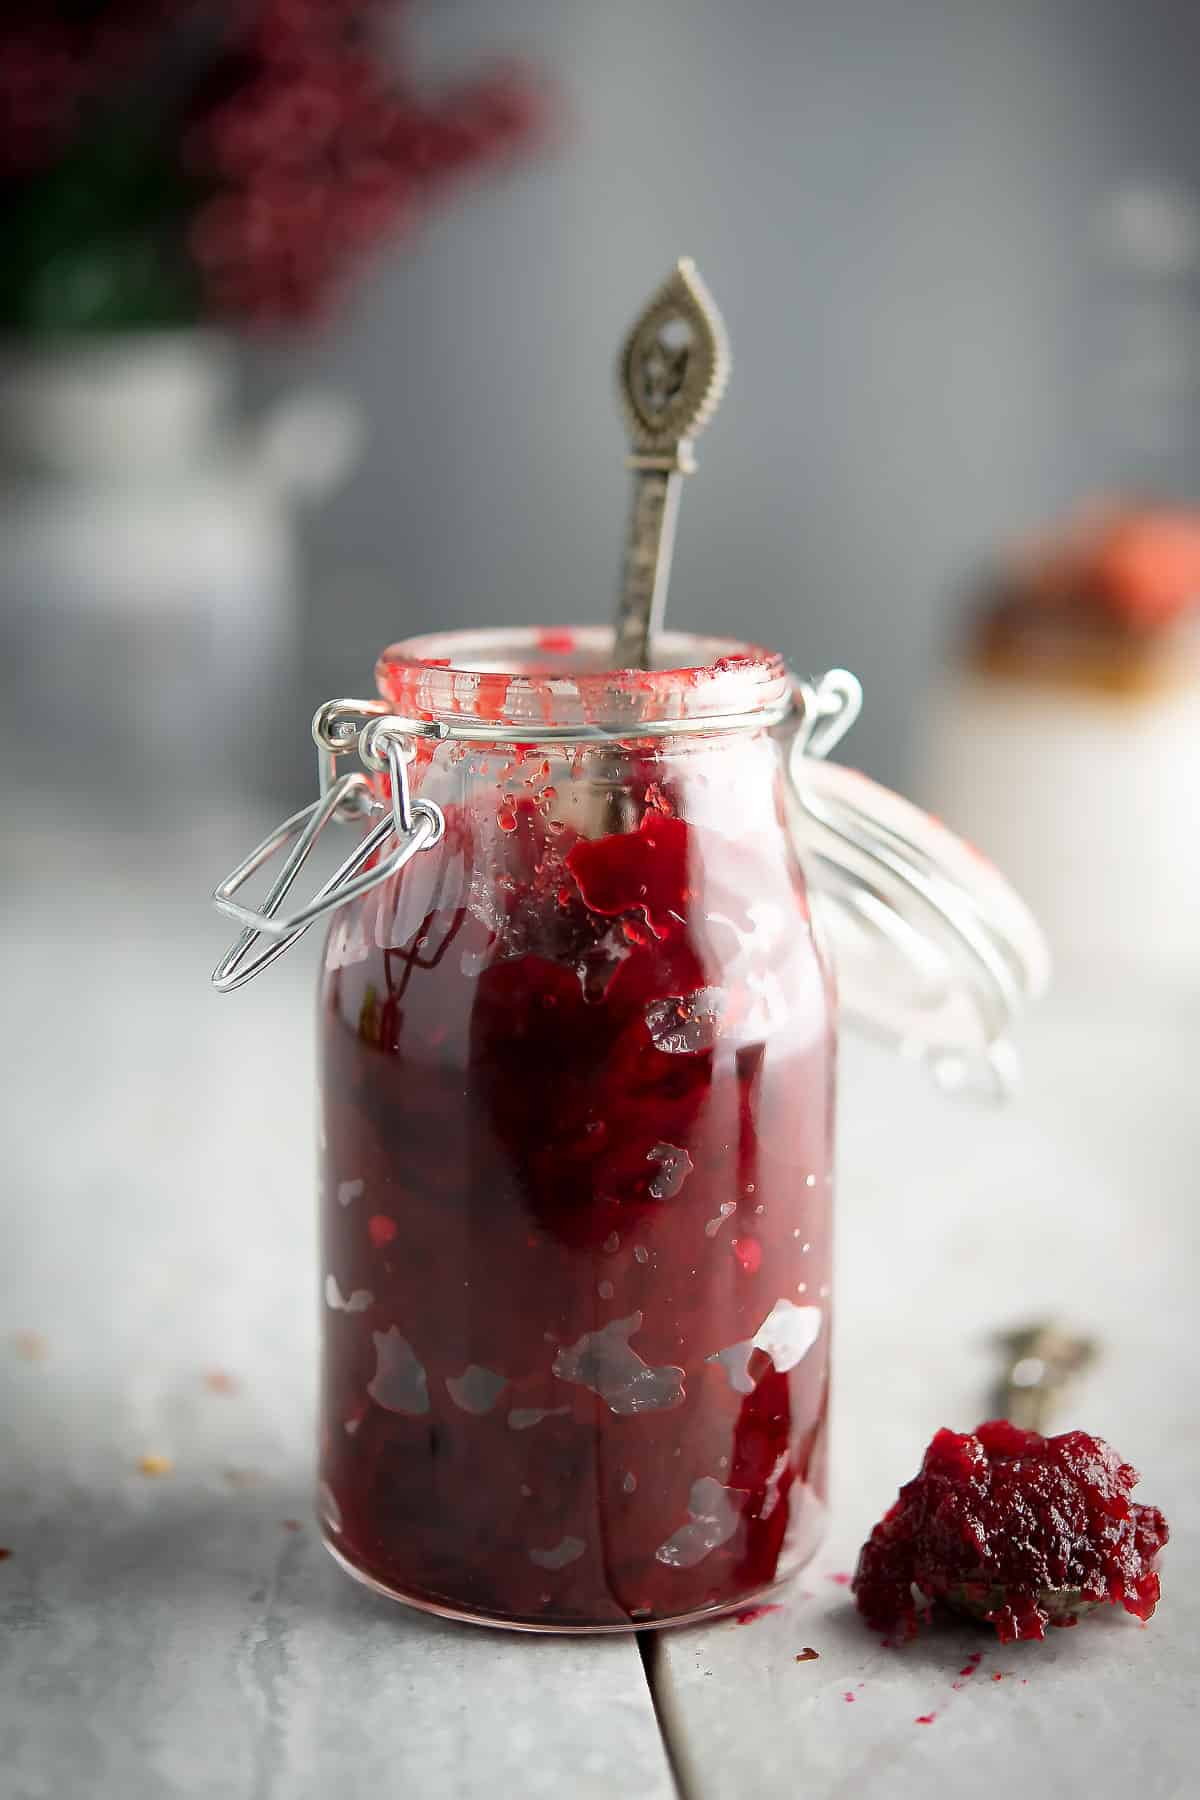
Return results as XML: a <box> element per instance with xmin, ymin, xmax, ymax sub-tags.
<box><xmin>317</xmin><ymin>628</ymin><xmax>836</xmax><ymax>1629</ymax></box>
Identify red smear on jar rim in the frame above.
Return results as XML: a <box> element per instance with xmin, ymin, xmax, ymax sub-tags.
<box><xmin>534</xmin><ymin>629</ymin><xmax>578</xmax><ymax>655</ymax></box>
<box><xmin>735</xmin><ymin>1603</ymin><xmax>783</xmax><ymax>1624</ymax></box>
<box><xmin>853</xmin><ymin>1420</ymin><xmax>1169</xmax><ymax>1645</ymax></box>
<box><xmin>367</xmin><ymin>1215</ymin><xmax>398</xmax><ymax>1249</ymax></box>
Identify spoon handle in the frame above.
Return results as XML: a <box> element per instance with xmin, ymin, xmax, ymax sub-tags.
<box><xmin>613</xmin><ymin>460</ymin><xmax>685</xmax><ymax>668</ymax></box>
<box><xmin>612</xmin><ymin>259</ymin><xmax>730</xmax><ymax>669</ymax></box>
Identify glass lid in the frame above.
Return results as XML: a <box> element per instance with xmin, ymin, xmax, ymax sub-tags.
<box><xmin>787</xmin><ymin>752</ymin><xmax>1050</xmax><ymax>1099</ymax></box>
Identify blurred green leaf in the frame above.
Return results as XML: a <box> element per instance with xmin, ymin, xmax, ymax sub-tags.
<box><xmin>0</xmin><ymin>110</ymin><xmax>201</xmax><ymax>334</ymax></box>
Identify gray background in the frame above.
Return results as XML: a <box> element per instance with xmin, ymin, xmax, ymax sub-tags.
<box><xmin>248</xmin><ymin>0</ymin><xmax>1200</xmax><ymax>782</ymax></box>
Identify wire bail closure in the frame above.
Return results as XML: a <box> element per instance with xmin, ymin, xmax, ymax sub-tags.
<box><xmin>210</xmin><ymin>671</ymin><xmax>861</xmax><ymax>993</ymax></box>
<box><xmin>211</xmin><ymin>706</ymin><xmax>446</xmax><ymax>993</ymax></box>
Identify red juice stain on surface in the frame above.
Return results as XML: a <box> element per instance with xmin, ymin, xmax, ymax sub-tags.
<box><xmin>915</xmin><ymin>1713</ymin><xmax>937</xmax><ymax>1726</ymax></box>
<box><xmin>853</xmin><ymin>1420</ymin><xmax>1169</xmax><ymax>1644</ymax></box>
<box><xmin>827</xmin><ymin>1571</ymin><xmax>853</xmax><ymax>1587</ymax></box>
<box><xmin>0</xmin><ymin>1549</ymin><xmax>11</xmax><ymax>1561</ymax></box>
<box><xmin>203</xmin><ymin>1369</ymin><xmax>238</xmax><ymax>1395</ymax></box>
<box><xmin>281</xmin><ymin>1519</ymin><xmax>302</xmax><ymax>1532</ymax></box>
<box><xmin>795</xmin><ymin>1647</ymin><xmax>820</xmax><ymax>1662</ymax></box>
<box><xmin>842</xmin><ymin>1693</ymin><xmax>856</xmax><ymax>1703</ymax></box>
<box><xmin>367</xmin><ymin>1215</ymin><xmax>398</xmax><ymax>1249</ymax></box>
<box><xmin>734</xmin><ymin>1603</ymin><xmax>783</xmax><ymax>1624</ymax></box>
<box><xmin>959</xmin><ymin>1652</ymin><xmax>982</xmax><ymax>1676</ymax></box>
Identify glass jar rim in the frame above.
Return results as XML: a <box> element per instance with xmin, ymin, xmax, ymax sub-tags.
<box><xmin>375</xmin><ymin>626</ymin><xmax>793</xmax><ymax>735</ymax></box>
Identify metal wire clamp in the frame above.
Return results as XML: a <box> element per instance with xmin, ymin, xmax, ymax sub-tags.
<box><xmin>211</xmin><ymin>708</ymin><xmax>446</xmax><ymax>993</ymax></box>
<box><xmin>210</xmin><ymin>672</ymin><xmax>859</xmax><ymax>993</ymax></box>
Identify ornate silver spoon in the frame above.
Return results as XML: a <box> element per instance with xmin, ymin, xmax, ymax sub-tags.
<box><xmin>612</xmin><ymin>258</ymin><xmax>731</xmax><ymax>669</ymax></box>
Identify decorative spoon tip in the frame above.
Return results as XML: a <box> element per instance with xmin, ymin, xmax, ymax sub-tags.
<box><xmin>612</xmin><ymin>260</ymin><xmax>731</xmax><ymax>668</ymax></box>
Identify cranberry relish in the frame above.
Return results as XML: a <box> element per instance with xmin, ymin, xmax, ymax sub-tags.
<box><xmin>319</xmin><ymin>652</ymin><xmax>835</xmax><ymax>1629</ymax></box>
<box><xmin>854</xmin><ymin>1420</ymin><xmax>1168</xmax><ymax>1644</ymax></box>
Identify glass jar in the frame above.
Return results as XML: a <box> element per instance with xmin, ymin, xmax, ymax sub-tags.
<box><xmin>213</xmin><ymin>624</ymin><xmax>1048</xmax><ymax>1632</ymax></box>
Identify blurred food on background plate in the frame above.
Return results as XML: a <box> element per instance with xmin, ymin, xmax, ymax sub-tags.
<box><xmin>921</xmin><ymin>501</ymin><xmax>1200</xmax><ymax>984</ymax></box>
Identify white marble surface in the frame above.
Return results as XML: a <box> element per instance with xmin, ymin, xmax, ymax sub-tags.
<box><xmin>2</xmin><ymin>817</ymin><xmax>1195</xmax><ymax>1797</ymax></box>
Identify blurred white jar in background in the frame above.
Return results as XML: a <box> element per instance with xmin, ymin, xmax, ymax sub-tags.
<box><xmin>920</xmin><ymin>509</ymin><xmax>1200</xmax><ymax>986</ymax></box>
<box><xmin>0</xmin><ymin>332</ymin><xmax>359</xmax><ymax>825</ymax></box>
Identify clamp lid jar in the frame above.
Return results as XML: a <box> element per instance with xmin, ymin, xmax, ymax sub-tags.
<box><xmin>213</xmin><ymin>625</ymin><xmax>1045</xmax><ymax>1631</ymax></box>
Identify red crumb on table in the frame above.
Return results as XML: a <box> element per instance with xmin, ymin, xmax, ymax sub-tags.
<box><xmin>843</xmin><ymin>1692</ymin><xmax>856</xmax><ymax>1703</ymax></box>
<box><xmin>367</xmin><ymin>1214</ymin><xmax>398</xmax><ymax>1248</ymax></box>
<box><xmin>853</xmin><ymin>1420</ymin><xmax>1169</xmax><ymax>1644</ymax></box>
<box><xmin>203</xmin><ymin>1370</ymin><xmax>238</xmax><ymax>1394</ymax></box>
<box><xmin>795</xmin><ymin>1647</ymin><xmax>820</xmax><ymax>1662</ymax></box>
<box><xmin>0</xmin><ymin>1549</ymin><xmax>11</xmax><ymax>1561</ymax></box>
<box><xmin>137</xmin><ymin>1454</ymin><xmax>173</xmax><ymax>1477</ymax></box>
<box><xmin>827</xmin><ymin>1571</ymin><xmax>853</xmax><ymax>1586</ymax></box>
<box><xmin>735</xmin><ymin>1603</ymin><xmax>783</xmax><ymax>1624</ymax></box>
<box><xmin>959</xmin><ymin>1653</ymin><xmax>983</xmax><ymax>1676</ymax></box>
<box><xmin>915</xmin><ymin>1713</ymin><xmax>937</xmax><ymax>1725</ymax></box>
<box><xmin>11</xmin><ymin>1331</ymin><xmax>47</xmax><ymax>1361</ymax></box>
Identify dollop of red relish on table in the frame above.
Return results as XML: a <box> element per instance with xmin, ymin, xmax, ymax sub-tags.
<box><xmin>853</xmin><ymin>1420</ymin><xmax>1168</xmax><ymax>1644</ymax></box>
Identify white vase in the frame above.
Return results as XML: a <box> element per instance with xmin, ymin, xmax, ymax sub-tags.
<box><xmin>0</xmin><ymin>332</ymin><xmax>360</xmax><ymax>828</ymax></box>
